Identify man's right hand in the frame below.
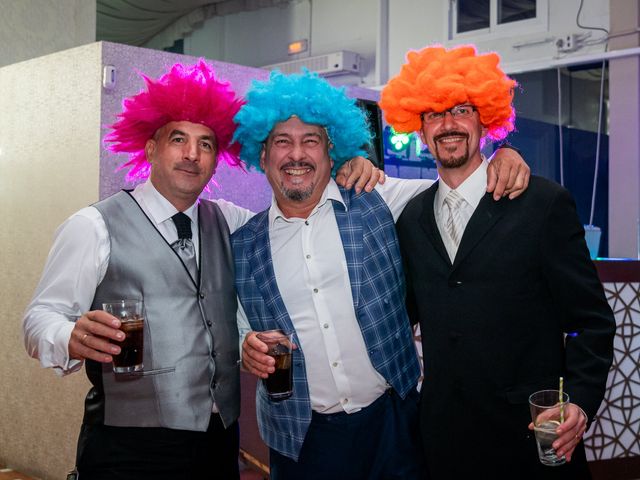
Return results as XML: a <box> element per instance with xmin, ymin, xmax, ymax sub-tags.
<box><xmin>68</xmin><ymin>310</ymin><xmax>124</xmax><ymax>363</ymax></box>
<box><xmin>242</xmin><ymin>331</ymin><xmax>275</xmax><ymax>379</ymax></box>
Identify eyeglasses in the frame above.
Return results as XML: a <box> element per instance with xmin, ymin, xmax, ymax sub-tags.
<box><xmin>422</xmin><ymin>104</ymin><xmax>476</xmax><ymax>123</ymax></box>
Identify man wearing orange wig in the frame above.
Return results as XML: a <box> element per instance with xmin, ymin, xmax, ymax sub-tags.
<box><xmin>383</xmin><ymin>45</ymin><xmax>615</xmax><ymax>479</ymax></box>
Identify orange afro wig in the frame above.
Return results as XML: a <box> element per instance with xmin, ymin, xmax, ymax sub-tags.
<box><xmin>379</xmin><ymin>45</ymin><xmax>516</xmax><ymax>141</ymax></box>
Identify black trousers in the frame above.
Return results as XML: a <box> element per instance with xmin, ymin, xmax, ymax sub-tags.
<box><xmin>76</xmin><ymin>414</ymin><xmax>239</xmax><ymax>480</ymax></box>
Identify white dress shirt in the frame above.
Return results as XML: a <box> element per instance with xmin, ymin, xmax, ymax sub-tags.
<box><xmin>434</xmin><ymin>160</ymin><xmax>488</xmax><ymax>262</ymax></box>
<box><xmin>23</xmin><ymin>180</ymin><xmax>254</xmax><ymax>376</ymax></box>
<box><xmin>238</xmin><ymin>176</ymin><xmax>433</xmax><ymax>414</ymax></box>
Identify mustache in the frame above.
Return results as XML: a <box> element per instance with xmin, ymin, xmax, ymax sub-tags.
<box><xmin>281</xmin><ymin>161</ymin><xmax>314</xmax><ymax>170</ymax></box>
<box><xmin>174</xmin><ymin>162</ymin><xmax>200</xmax><ymax>174</ymax></box>
<box><xmin>433</xmin><ymin>131</ymin><xmax>469</xmax><ymax>142</ymax></box>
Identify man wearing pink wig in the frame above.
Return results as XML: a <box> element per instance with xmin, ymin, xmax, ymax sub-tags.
<box><xmin>22</xmin><ymin>61</ymin><xmax>250</xmax><ymax>479</ymax></box>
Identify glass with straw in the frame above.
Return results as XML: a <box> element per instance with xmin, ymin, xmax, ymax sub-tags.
<box><xmin>528</xmin><ymin>378</ymin><xmax>569</xmax><ymax>466</ymax></box>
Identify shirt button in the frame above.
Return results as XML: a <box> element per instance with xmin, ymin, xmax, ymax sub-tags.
<box><xmin>313</xmin><ymin>288</ymin><xmax>318</xmax><ymax>293</ymax></box>
<box><xmin>306</xmin><ymin>254</ymin><xmax>311</xmax><ymax>259</ymax></box>
<box><xmin>305</xmin><ymin>221</ymin><xmax>309</xmax><ymax>226</ymax></box>
<box><xmin>342</xmin><ymin>398</ymin><xmax>349</xmax><ymax>404</ymax></box>
<box><xmin>323</xmin><ymin>323</ymin><xmax>329</xmax><ymax>329</ymax></box>
<box><xmin>332</xmin><ymin>362</ymin><xmax>338</xmax><ymax>367</ymax></box>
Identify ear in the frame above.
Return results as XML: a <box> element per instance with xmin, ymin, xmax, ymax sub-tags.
<box><xmin>259</xmin><ymin>144</ymin><xmax>266</xmax><ymax>171</ymax></box>
<box><xmin>145</xmin><ymin>139</ymin><xmax>156</xmax><ymax>163</ymax></box>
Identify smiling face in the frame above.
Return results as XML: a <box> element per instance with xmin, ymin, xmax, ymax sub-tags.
<box><xmin>260</xmin><ymin>116</ymin><xmax>333</xmax><ymax>218</ymax></box>
<box><xmin>146</xmin><ymin>121</ymin><xmax>217</xmax><ymax>211</ymax></box>
<box><xmin>419</xmin><ymin>104</ymin><xmax>487</xmax><ymax>173</ymax></box>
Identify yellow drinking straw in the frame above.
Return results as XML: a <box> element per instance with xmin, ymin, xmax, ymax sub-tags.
<box><xmin>559</xmin><ymin>376</ymin><xmax>565</xmax><ymax>423</ymax></box>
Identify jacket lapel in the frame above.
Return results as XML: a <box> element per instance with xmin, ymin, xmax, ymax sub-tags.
<box><xmin>418</xmin><ymin>181</ymin><xmax>452</xmax><ymax>267</ymax></box>
<box><xmin>452</xmin><ymin>192</ymin><xmax>506</xmax><ymax>269</ymax></box>
<box><xmin>246</xmin><ymin>213</ymin><xmax>296</xmax><ymax>333</ymax></box>
<box><xmin>333</xmin><ymin>188</ymin><xmax>363</xmax><ymax>309</ymax></box>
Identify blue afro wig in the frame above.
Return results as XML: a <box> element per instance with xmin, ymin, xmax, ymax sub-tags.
<box><xmin>233</xmin><ymin>69</ymin><xmax>372</xmax><ymax>175</ymax></box>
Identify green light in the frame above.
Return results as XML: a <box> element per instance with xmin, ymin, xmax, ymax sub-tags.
<box><xmin>390</xmin><ymin>131</ymin><xmax>410</xmax><ymax>151</ymax></box>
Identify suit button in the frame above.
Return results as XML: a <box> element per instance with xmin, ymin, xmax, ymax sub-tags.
<box><xmin>207</xmin><ymin>320</ymin><xmax>213</xmax><ymax>327</ymax></box>
<box><xmin>199</xmin><ymin>293</ymin><xmax>205</xmax><ymax>299</ymax></box>
<box><xmin>448</xmin><ymin>280</ymin><xmax>463</xmax><ymax>287</ymax></box>
<box><xmin>212</xmin><ymin>351</ymin><xmax>217</xmax><ymax>358</ymax></box>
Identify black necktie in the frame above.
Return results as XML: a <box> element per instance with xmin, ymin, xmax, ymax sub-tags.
<box><xmin>171</xmin><ymin>212</ymin><xmax>198</xmax><ymax>282</ymax></box>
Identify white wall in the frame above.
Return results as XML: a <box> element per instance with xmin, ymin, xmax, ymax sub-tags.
<box><xmin>147</xmin><ymin>0</ymin><xmax>380</xmax><ymax>85</ymax></box>
<box><xmin>147</xmin><ymin>0</ymin><xmax>610</xmax><ymax>86</ymax></box>
<box><xmin>0</xmin><ymin>43</ymin><xmax>102</xmax><ymax>480</ymax></box>
<box><xmin>388</xmin><ymin>0</ymin><xmax>609</xmax><ymax>77</ymax></box>
<box><xmin>0</xmin><ymin>0</ymin><xmax>95</xmax><ymax>68</ymax></box>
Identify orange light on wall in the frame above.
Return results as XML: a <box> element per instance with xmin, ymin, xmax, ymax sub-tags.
<box><xmin>288</xmin><ymin>39</ymin><xmax>308</xmax><ymax>55</ymax></box>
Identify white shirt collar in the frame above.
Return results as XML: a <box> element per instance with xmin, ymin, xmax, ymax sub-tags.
<box><xmin>139</xmin><ymin>179</ymin><xmax>198</xmax><ymax>226</ymax></box>
<box><xmin>268</xmin><ymin>178</ymin><xmax>345</xmax><ymax>226</ymax></box>
<box><xmin>436</xmin><ymin>159</ymin><xmax>488</xmax><ymax>211</ymax></box>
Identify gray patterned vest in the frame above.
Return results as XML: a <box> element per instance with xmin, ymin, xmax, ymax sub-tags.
<box><xmin>85</xmin><ymin>191</ymin><xmax>239</xmax><ymax>431</ymax></box>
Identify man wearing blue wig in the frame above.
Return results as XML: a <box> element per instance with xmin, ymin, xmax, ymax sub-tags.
<box><xmin>232</xmin><ymin>69</ymin><xmax>529</xmax><ymax>479</ymax></box>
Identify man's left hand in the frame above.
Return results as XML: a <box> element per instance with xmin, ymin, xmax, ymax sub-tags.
<box><xmin>335</xmin><ymin>156</ymin><xmax>385</xmax><ymax>193</ymax></box>
<box><xmin>527</xmin><ymin>403</ymin><xmax>588</xmax><ymax>462</ymax></box>
<box><xmin>486</xmin><ymin>147</ymin><xmax>530</xmax><ymax>200</ymax></box>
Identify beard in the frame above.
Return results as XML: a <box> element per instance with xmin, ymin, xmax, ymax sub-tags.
<box><xmin>433</xmin><ymin>131</ymin><xmax>470</xmax><ymax>169</ymax></box>
<box><xmin>280</xmin><ymin>183</ymin><xmax>314</xmax><ymax>202</ymax></box>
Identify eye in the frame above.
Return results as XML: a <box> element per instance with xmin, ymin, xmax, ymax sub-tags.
<box><xmin>426</xmin><ymin>112</ymin><xmax>444</xmax><ymax>122</ymax></box>
<box><xmin>454</xmin><ymin>106</ymin><xmax>472</xmax><ymax>116</ymax></box>
<box><xmin>274</xmin><ymin>138</ymin><xmax>291</xmax><ymax>146</ymax></box>
<box><xmin>171</xmin><ymin>136</ymin><xmax>185</xmax><ymax>143</ymax></box>
<box><xmin>199</xmin><ymin>140</ymin><xmax>213</xmax><ymax>151</ymax></box>
<box><xmin>303</xmin><ymin>137</ymin><xmax>320</xmax><ymax>146</ymax></box>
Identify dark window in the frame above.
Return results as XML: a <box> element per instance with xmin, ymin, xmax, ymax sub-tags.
<box><xmin>498</xmin><ymin>0</ymin><xmax>536</xmax><ymax>24</ymax></box>
<box><xmin>163</xmin><ymin>39</ymin><xmax>184</xmax><ymax>54</ymax></box>
<box><xmin>457</xmin><ymin>0</ymin><xmax>490</xmax><ymax>33</ymax></box>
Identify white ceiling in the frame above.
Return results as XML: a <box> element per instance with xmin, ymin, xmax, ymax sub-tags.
<box><xmin>96</xmin><ymin>0</ymin><xmax>295</xmax><ymax>46</ymax></box>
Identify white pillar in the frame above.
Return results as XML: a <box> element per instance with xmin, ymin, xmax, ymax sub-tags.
<box><xmin>609</xmin><ymin>0</ymin><xmax>640</xmax><ymax>258</ymax></box>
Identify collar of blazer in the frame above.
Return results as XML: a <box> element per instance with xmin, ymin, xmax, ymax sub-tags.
<box><xmin>418</xmin><ymin>181</ymin><xmax>507</xmax><ymax>268</ymax></box>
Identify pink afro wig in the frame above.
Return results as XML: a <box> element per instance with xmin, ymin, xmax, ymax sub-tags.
<box><xmin>379</xmin><ymin>45</ymin><xmax>517</xmax><ymax>141</ymax></box>
<box><xmin>104</xmin><ymin>60</ymin><xmax>244</xmax><ymax>182</ymax></box>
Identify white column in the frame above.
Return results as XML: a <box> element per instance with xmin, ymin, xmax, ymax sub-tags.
<box><xmin>609</xmin><ymin>0</ymin><xmax>640</xmax><ymax>258</ymax></box>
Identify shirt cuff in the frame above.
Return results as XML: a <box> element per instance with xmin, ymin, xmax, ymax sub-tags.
<box><xmin>50</xmin><ymin>321</ymin><xmax>84</xmax><ymax>375</ymax></box>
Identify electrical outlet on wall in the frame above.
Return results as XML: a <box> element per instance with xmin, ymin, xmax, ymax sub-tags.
<box><xmin>556</xmin><ymin>33</ymin><xmax>579</xmax><ymax>53</ymax></box>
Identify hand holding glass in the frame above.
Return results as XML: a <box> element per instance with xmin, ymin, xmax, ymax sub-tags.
<box><xmin>256</xmin><ymin>330</ymin><xmax>293</xmax><ymax>400</ymax></box>
<box><xmin>529</xmin><ymin>389</ymin><xmax>570</xmax><ymax>466</ymax></box>
<box><xmin>102</xmin><ymin>300</ymin><xmax>145</xmax><ymax>373</ymax></box>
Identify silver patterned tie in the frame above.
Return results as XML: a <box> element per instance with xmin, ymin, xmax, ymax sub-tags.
<box><xmin>171</xmin><ymin>212</ymin><xmax>198</xmax><ymax>282</ymax></box>
<box><xmin>443</xmin><ymin>190</ymin><xmax>466</xmax><ymax>250</ymax></box>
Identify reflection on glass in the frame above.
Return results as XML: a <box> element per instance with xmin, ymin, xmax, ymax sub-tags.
<box><xmin>457</xmin><ymin>0</ymin><xmax>490</xmax><ymax>33</ymax></box>
<box><xmin>498</xmin><ymin>0</ymin><xmax>536</xmax><ymax>24</ymax></box>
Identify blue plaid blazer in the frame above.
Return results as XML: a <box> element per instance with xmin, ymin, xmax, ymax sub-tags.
<box><xmin>232</xmin><ymin>187</ymin><xmax>420</xmax><ymax>460</ymax></box>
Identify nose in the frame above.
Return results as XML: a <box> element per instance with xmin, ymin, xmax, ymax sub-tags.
<box><xmin>184</xmin><ymin>139</ymin><xmax>198</xmax><ymax>161</ymax></box>
<box><xmin>441</xmin><ymin>110</ymin><xmax>456</xmax><ymax>128</ymax></box>
<box><xmin>288</xmin><ymin>140</ymin><xmax>305</xmax><ymax>161</ymax></box>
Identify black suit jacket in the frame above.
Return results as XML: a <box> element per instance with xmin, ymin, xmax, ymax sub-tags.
<box><xmin>396</xmin><ymin>176</ymin><xmax>615</xmax><ymax>479</ymax></box>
